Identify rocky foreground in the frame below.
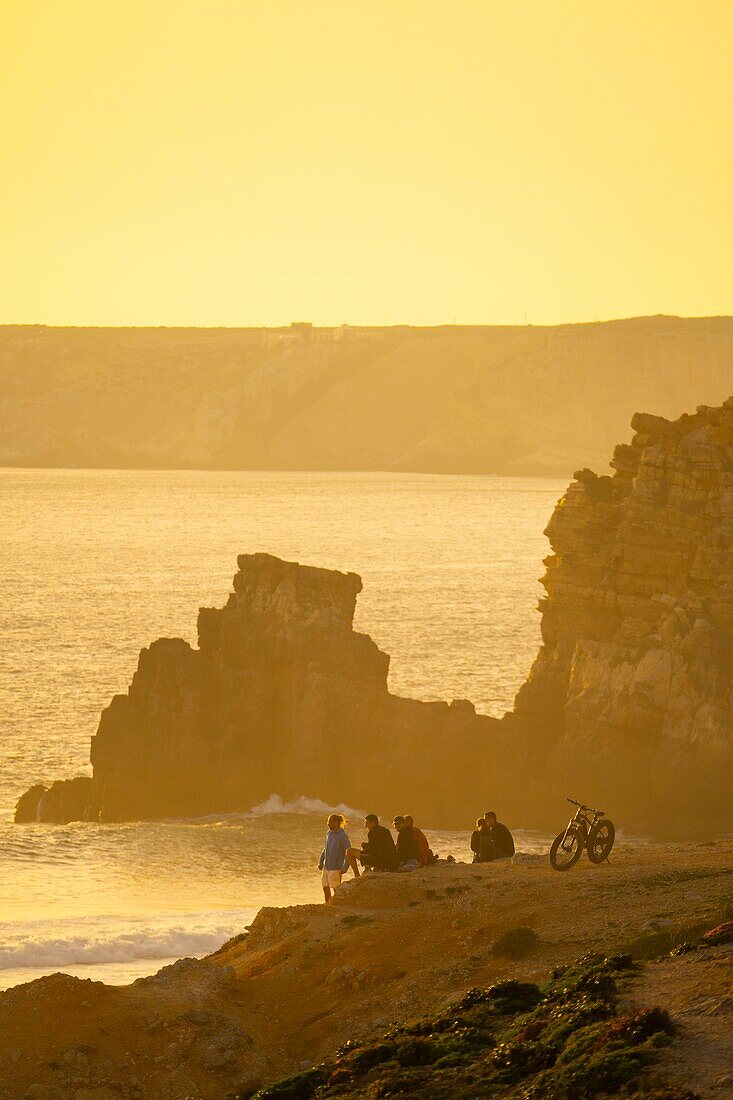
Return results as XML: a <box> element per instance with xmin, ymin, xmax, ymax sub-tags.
<box><xmin>0</xmin><ymin>842</ymin><xmax>731</xmax><ymax>1099</ymax></box>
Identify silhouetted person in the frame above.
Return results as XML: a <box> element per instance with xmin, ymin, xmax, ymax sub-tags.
<box><xmin>393</xmin><ymin>815</ymin><xmax>422</xmax><ymax>871</ymax></box>
<box><xmin>484</xmin><ymin>810</ymin><xmax>515</xmax><ymax>858</ymax></box>
<box><xmin>318</xmin><ymin>813</ymin><xmax>351</xmax><ymax>903</ymax></box>
<box><xmin>346</xmin><ymin>814</ymin><xmax>398</xmax><ymax>875</ymax></box>
<box><xmin>404</xmin><ymin>814</ymin><xmax>431</xmax><ymax>865</ymax></box>
<box><xmin>471</xmin><ymin>817</ymin><xmax>497</xmax><ymax>862</ymax></box>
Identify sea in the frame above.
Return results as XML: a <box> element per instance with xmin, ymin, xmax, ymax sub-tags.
<box><xmin>0</xmin><ymin>468</ymin><xmax>566</xmax><ymax>991</ymax></box>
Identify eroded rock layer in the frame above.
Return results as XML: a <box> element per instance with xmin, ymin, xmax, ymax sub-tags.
<box><xmin>86</xmin><ymin>554</ymin><xmax>498</xmax><ymax>824</ymax></box>
<box><xmin>513</xmin><ymin>400</ymin><xmax>733</xmax><ymax>836</ymax></box>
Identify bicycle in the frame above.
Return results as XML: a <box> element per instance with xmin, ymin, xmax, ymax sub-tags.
<box><xmin>549</xmin><ymin>798</ymin><xmax>615</xmax><ymax>871</ymax></box>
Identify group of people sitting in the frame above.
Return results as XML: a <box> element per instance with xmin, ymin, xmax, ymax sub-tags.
<box><xmin>318</xmin><ymin>809</ymin><xmax>515</xmax><ymax>903</ymax></box>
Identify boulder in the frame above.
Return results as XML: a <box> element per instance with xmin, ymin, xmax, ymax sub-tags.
<box><xmin>14</xmin><ymin>776</ymin><xmax>92</xmax><ymax>824</ymax></box>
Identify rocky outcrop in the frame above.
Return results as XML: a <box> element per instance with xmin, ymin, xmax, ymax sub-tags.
<box><xmin>15</xmin><ymin>400</ymin><xmax>733</xmax><ymax>837</ymax></box>
<box><xmin>14</xmin><ymin>776</ymin><xmax>92</xmax><ymax>823</ymax></box>
<box><xmin>82</xmin><ymin>553</ymin><xmax>499</xmax><ymax>824</ymax></box>
<box><xmin>512</xmin><ymin>400</ymin><xmax>733</xmax><ymax>837</ymax></box>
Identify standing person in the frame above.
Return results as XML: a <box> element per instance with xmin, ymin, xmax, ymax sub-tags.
<box><xmin>404</xmin><ymin>814</ymin><xmax>431</xmax><ymax>865</ymax></box>
<box><xmin>393</xmin><ymin>815</ymin><xmax>422</xmax><ymax>871</ymax></box>
<box><xmin>471</xmin><ymin>818</ymin><xmax>497</xmax><ymax>863</ymax></box>
<box><xmin>346</xmin><ymin>814</ymin><xmax>398</xmax><ymax>875</ymax></box>
<box><xmin>484</xmin><ymin>811</ymin><xmax>515</xmax><ymax>859</ymax></box>
<box><xmin>318</xmin><ymin>813</ymin><xmax>351</xmax><ymax>903</ymax></box>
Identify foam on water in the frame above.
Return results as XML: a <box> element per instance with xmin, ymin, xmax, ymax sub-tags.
<box><xmin>0</xmin><ymin>910</ymin><xmax>254</xmax><ymax>971</ymax></box>
<box><xmin>248</xmin><ymin>794</ymin><xmax>368</xmax><ymax>819</ymax></box>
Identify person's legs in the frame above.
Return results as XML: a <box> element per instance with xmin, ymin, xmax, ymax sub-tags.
<box><xmin>321</xmin><ymin>869</ymin><xmax>341</xmax><ymax>903</ymax></box>
<box><xmin>346</xmin><ymin>847</ymin><xmax>364</xmax><ymax>877</ymax></box>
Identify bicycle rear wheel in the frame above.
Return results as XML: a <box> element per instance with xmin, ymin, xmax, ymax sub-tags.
<box><xmin>549</xmin><ymin>826</ymin><xmax>584</xmax><ymax>871</ymax></box>
<box><xmin>587</xmin><ymin>819</ymin><xmax>615</xmax><ymax>863</ymax></box>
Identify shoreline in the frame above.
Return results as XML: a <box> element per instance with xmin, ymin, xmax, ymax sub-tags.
<box><xmin>0</xmin><ymin>828</ymin><xmax>724</xmax><ymax>995</ymax></box>
<box><xmin>1</xmin><ymin>825</ymin><xmax>659</xmax><ymax>993</ymax></box>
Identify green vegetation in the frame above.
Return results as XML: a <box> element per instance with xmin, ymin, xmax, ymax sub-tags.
<box><xmin>238</xmin><ymin>954</ymin><xmax>695</xmax><ymax>1099</ymax></box>
<box><xmin>492</xmin><ymin>926</ymin><xmax>539</xmax><ymax>959</ymax></box>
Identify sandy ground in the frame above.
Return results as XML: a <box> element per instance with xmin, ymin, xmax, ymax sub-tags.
<box><xmin>0</xmin><ymin>840</ymin><xmax>730</xmax><ymax>1100</ymax></box>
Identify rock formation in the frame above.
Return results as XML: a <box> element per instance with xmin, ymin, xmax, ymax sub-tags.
<box><xmin>512</xmin><ymin>400</ymin><xmax>733</xmax><ymax>837</ymax></box>
<box><xmin>14</xmin><ymin>776</ymin><xmax>92</xmax><ymax>824</ymax></box>
<box><xmin>85</xmin><ymin>554</ymin><xmax>499</xmax><ymax>824</ymax></box>
<box><xmin>15</xmin><ymin>399</ymin><xmax>733</xmax><ymax>838</ymax></box>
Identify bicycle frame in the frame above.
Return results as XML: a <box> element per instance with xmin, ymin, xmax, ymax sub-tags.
<box><xmin>560</xmin><ymin>800</ymin><xmax>604</xmax><ymax>849</ymax></box>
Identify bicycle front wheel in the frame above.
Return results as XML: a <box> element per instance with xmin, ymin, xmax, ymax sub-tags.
<box><xmin>549</xmin><ymin>827</ymin><xmax>584</xmax><ymax>871</ymax></box>
<box><xmin>587</xmin><ymin>819</ymin><xmax>615</xmax><ymax>863</ymax></box>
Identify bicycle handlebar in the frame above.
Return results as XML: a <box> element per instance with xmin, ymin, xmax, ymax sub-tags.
<box><xmin>567</xmin><ymin>797</ymin><xmax>605</xmax><ymax>816</ymax></box>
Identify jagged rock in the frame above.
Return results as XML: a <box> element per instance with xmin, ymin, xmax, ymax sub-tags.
<box><xmin>82</xmin><ymin>553</ymin><xmax>498</xmax><ymax>824</ymax></box>
<box><xmin>14</xmin><ymin>784</ymin><xmax>47</xmax><ymax>823</ymax></box>
<box><xmin>513</xmin><ymin>399</ymin><xmax>733</xmax><ymax>837</ymax></box>
<box><xmin>14</xmin><ymin>777</ymin><xmax>92</xmax><ymax>824</ymax></box>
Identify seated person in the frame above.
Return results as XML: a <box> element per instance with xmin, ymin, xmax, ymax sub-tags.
<box><xmin>404</xmin><ymin>814</ymin><xmax>431</xmax><ymax>865</ymax></box>
<box><xmin>484</xmin><ymin>810</ymin><xmax>515</xmax><ymax>858</ymax></box>
<box><xmin>471</xmin><ymin>817</ymin><xmax>497</xmax><ymax>863</ymax></box>
<box><xmin>346</xmin><ymin>814</ymin><xmax>398</xmax><ymax>876</ymax></box>
<box><xmin>393</xmin><ymin>815</ymin><xmax>423</xmax><ymax>870</ymax></box>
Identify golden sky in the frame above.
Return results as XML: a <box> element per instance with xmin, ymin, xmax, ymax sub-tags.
<box><xmin>2</xmin><ymin>0</ymin><xmax>732</xmax><ymax>326</ymax></box>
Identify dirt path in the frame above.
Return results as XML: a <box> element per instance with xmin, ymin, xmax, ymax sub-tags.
<box><xmin>629</xmin><ymin>943</ymin><xmax>733</xmax><ymax>1098</ymax></box>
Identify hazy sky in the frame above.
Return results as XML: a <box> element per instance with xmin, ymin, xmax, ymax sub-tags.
<box><xmin>2</xmin><ymin>1</ymin><xmax>732</xmax><ymax>327</ymax></box>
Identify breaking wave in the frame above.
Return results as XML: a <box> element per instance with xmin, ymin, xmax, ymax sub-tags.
<box><xmin>0</xmin><ymin>910</ymin><xmax>253</xmax><ymax>971</ymax></box>
<box><xmin>247</xmin><ymin>794</ymin><xmax>367</xmax><ymax>820</ymax></box>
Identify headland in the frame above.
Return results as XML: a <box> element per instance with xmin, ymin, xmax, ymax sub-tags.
<box><xmin>1</xmin><ymin>840</ymin><xmax>730</xmax><ymax>1098</ymax></box>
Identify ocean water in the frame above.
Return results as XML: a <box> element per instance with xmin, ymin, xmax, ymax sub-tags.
<box><xmin>0</xmin><ymin>468</ymin><xmax>565</xmax><ymax>990</ymax></box>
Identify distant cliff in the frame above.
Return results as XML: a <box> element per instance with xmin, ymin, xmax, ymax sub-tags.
<box><xmin>16</xmin><ymin>399</ymin><xmax>733</xmax><ymax>837</ymax></box>
<box><xmin>2</xmin><ymin>316</ymin><xmax>733</xmax><ymax>476</ymax></box>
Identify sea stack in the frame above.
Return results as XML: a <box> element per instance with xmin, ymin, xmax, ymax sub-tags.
<box><xmin>85</xmin><ymin>553</ymin><xmax>498</xmax><ymax>824</ymax></box>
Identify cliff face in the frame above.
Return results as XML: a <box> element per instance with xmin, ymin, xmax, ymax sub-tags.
<box><xmin>87</xmin><ymin>554</ymin><xmax>497</xmax><ymax>824</ymax></box>
<box><xmin>15</xmin><ymin>401</ymin><xmax>733</xmax><ymax>837</ymax></box>
<box><xmin>513</xmin><ymin>400</ymin><xmax>733</xmax><ymax>836</ymax></box>
<box><xmin>3</xmin><ymin>316</ymin><xmax>733</xmax><ymax>477</ymax></box>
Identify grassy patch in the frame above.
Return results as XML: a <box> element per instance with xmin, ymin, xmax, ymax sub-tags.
<box><xmin>492</xmin><ymin>926</ymin><xmax>539</xmax><ymax>959</ymax></box>
<box><xmin>244</xmin><ymin>952</ymin><xmax>694</xmax><ymax>1099</ymax></box>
